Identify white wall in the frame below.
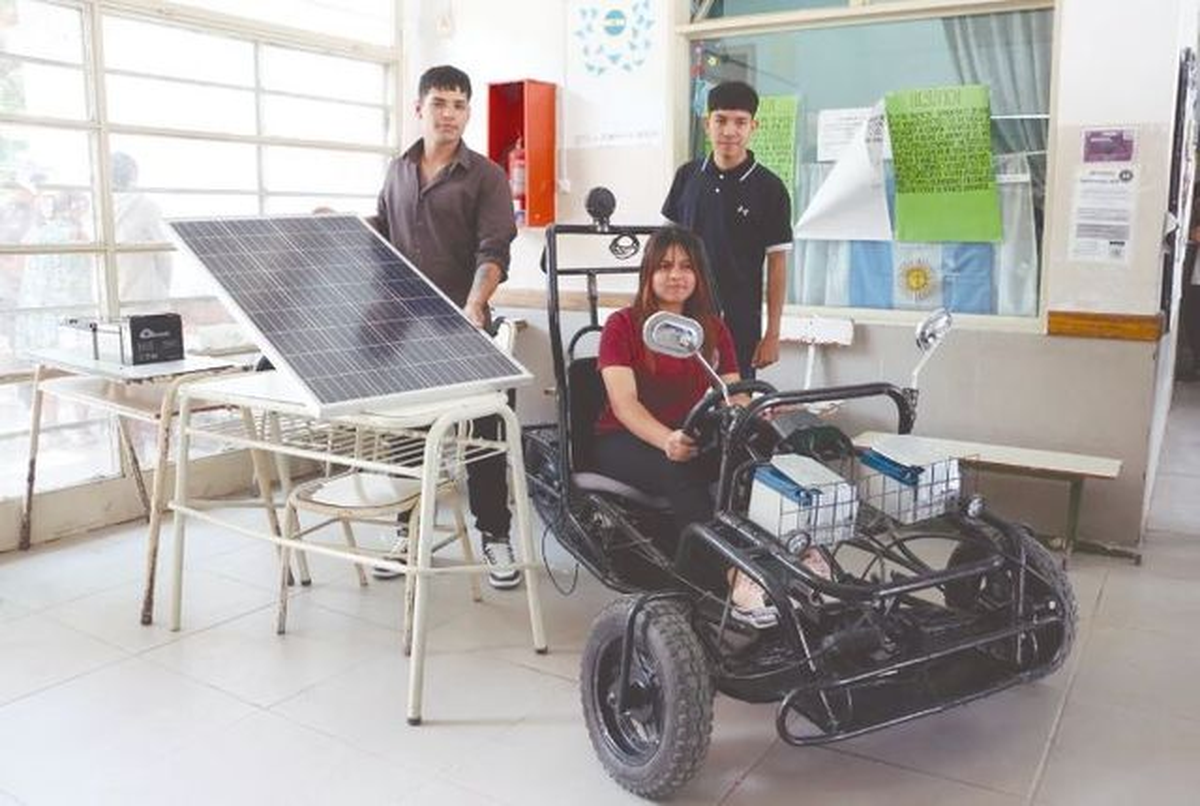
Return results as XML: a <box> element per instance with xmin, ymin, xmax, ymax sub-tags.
<box><xmin>1046</xmin><ymin>0</ymin><xmax>1193</xmax><ymax>315</ymax></box>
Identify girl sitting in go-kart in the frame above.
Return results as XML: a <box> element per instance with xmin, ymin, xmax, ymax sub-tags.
<box><xmin>590</xmin><ymin>226</ymin><xmax>827</xmax><ymax>627</ymax></box>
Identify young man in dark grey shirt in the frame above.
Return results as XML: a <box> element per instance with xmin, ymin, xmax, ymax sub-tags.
<box><xmin>373</xmin><ymin>64</ymin><xmax>521</xmax><ymax>588</ymax></box>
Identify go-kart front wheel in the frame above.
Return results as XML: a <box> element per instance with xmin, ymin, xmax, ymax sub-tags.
<box><xmin>581</xmin><ymin>595</ymin><xmax>714</xmax><ymax>800</ymax></box>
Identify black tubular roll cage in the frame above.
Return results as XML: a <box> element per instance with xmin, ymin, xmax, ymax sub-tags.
<box><xmin>541</xmin><ymin>220</ymin><xmax>1067</xmax><ymax>747</ymax></box>
<box><xmin>543</xmin><ymin>222</ymin><xmax>668</xmax><ymax>495</ymax></box>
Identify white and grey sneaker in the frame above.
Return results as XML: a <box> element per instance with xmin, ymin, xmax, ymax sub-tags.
<box><xmin>482</xmin><ymin>540</ymin><xmax>521</xmax><ymax>590</ymax></box>
<box><xmin>372</xmin><ymin>530</ymin><xmax>409</xmax><ymax>580</ymax></box>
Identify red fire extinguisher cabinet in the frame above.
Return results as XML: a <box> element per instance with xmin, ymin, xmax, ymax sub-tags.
<box><xmin>488</xmin><ymin>79</ymin><xmax>556</xmax><ymax>227</ymax></box>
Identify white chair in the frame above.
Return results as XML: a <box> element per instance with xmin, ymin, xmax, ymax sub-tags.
<box><xmin>276</xmin><ymin>455</ymin><xmax>479</xmax><ymax>653</ymax></box>
<box><xmin>274</xmin><ymin>318</ymin><xmax>521</xmax><ymax>653</ymax></box>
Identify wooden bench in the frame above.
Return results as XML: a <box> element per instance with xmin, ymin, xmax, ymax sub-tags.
<box><xmin>852</xmin><ymin>431</ymin><xmax>1126</xmax><ymax>565</ymax></box>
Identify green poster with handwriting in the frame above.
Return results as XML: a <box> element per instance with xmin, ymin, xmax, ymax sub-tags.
<box><xmin>885</xmin><ymin>84</ymin><xmax>1002</xmax><ymax>242</ymax></box>
<box><xmin>750</xmin><ymin>95</ymin><xmax>798</xmax><ymax>209</ymax></box>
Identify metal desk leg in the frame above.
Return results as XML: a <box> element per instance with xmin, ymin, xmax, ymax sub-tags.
<box><xmin>499</xmin><ymin>405</ymin><xmax>547</xmax><ymax>655</ymax></box>
<box><xmin>268</xmin><ymin>412</ymin><xmax>310</xmax><ymax>586</ymax></box>
<box><xmin>141</xmin><ymin>375</ymin><xmax>184</xmax><ymax>625</ymax></box>
<box><xmin>169</xmin><ymin>394</ymin><xmax>195</xmax><ymax>632</ymax></box>
<box><xmin>239</xmin><ymin>409</ymin><xmax>297</xmax><ymax>587</ymax></box>
<box><xmin>1063</xmin><ymin>478</ymin><xmax>1084</xmax><ymax>569</ymax></box>
<box><xmin>116</xmin><ymin>416</ymin><xmax>152</xmax><ymax>519</ymax></box>
<box><xmin>406</xmin><ymin>417</ymin><xmax>447</xmax><ymax>726</ymax></box>
<box><xmin>19</xmin><ymin>364</ymin><xmax>46</xmax><ymax>551</ymax></box>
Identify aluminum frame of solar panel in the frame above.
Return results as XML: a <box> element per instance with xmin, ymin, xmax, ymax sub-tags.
<box><xmin>167</xmin><ymin>214</ymin><xmax>531</xmax><ymax>417</ymax></box>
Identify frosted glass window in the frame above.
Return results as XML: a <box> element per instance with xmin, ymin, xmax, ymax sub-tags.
<box><xmin>102</xmin><ymin>16</ymin><xmax>254</xmax><ymax>86</ymax></box>
<box><xmin>0</xmin><ymin>0</ymin><xmax>83</xmax><ymax>64</ymax></box>
<box><xmin>0</xmin><ymin>59</ymin><xmax>87</xmax><ymax>119</ymax></box>
<box><xmin>260</xmin><ymin>46</ymin><xmax>386</xmax><ymax>104</ymax></box>
<box><xmin>263</xmin><ymin>146</ymin><xmax>386</xmax><ymax>195</ymax></box>
<box><xmin>106</xmin><ymin>74</ymin><xmax>256</xmax><ymax>135</ymax></box>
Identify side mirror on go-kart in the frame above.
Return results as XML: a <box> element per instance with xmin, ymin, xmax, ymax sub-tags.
<box><xmin>643</xmin><ymin>310</ymin><xmax>730</xmax><ymax>404</ymax></box>
<box><xmin>910</xmin><ymin>308</ymin><xmax>953</xmax><ymax>390</ymax></box>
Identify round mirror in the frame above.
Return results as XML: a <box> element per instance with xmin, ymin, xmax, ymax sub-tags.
<box><xmin>915</xmin><ymin>308</ymin><xmax>953</xmax><ymax>353</ymax></box>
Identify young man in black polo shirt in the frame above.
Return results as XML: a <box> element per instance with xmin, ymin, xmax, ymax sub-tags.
<box><xmin>372</xmin><ymin>65</ymin><xmax>521</xmax><ymax>589</ymax></box>
<box><xmin>663</xmin><ymin>81</ymin><xmax>792</xmax><ymax>377</ymax></box>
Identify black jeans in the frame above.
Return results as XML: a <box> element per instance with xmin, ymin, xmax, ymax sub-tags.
<box><xmin>466</xmin><ymin>411</ymin><xmax>510</xmax><ymax>541</ymax></box>
<box><xmin>593</xmin><ymin>430</ymin><xmax>725</xmax><ymax>593</ymax></box>
<box><xmin>593</xmin><ymin>430</ymin><xmax>718</xmax><ymax>535</ymax></box>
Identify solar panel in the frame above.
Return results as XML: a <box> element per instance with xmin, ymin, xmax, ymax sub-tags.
<box><xmin>168</xmin><ymin>214</ymin><xmax>531</xmax><ymax>416</ymax></box>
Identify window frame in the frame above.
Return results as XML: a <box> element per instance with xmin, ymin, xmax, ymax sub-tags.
<box><xmin>0</xmin><ymin>0</ymin><xmax>402</xmax><ymax>384</ymax></box>
<box><xmin>673</xmin><ymin>0</ymin><xmax>1059</xmax><ymax>332</ymax></box>
<box><xmin>0</xmin><ymin>0</ymin><xmax>401</xmax><ymax>503</ymax></box>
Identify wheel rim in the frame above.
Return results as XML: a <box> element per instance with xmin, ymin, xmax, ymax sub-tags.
<box><xmin>592</xmin><ymin>635</ymin><xmax>665</xmax><ymax>765</ymax></box>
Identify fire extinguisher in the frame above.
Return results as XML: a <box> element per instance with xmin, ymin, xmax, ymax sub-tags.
<box><xmin>508</xmin><ymin>136</ymin><xmax>526</xmax><ymax>226</ymax></box>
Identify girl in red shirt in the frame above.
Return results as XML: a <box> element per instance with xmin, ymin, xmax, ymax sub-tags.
<box><xmin>594</xmin><ymin>226</ymin><xmax>772</xmax><ymax>621</ymax></box>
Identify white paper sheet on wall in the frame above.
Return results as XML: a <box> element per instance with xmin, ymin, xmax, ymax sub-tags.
<box><xmin>795</xmin><ymin>102</ymin><xmax>894</xmax><ymax>241</ymax></box>
<box><xmin>564</xmin><ymin>0</ymin><xmax>666</xmax><ymax>148</ymax></box>
<box><xmin>816</xmin><ymin>107</ymin><xmax>894</xmax><ymax>163</ymax></box>
<box><xmin>1067</xmin><ymin>165</ymin><xmax>1139</xmax><ymax>266</ymax></box>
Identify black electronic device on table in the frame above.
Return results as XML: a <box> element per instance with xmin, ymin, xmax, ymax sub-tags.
<box><xmin>61</xmin><ymin>313</ymin><xmax>184</xmax><ymax>365</ymax></box>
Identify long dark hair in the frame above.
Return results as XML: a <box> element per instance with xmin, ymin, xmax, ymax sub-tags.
<box><xmin>631</xmin><ymin>226</ymin><xmax>722</xmax><ymax>366</ymax></box>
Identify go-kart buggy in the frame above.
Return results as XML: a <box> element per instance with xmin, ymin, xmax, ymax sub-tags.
<box><xmin>522</xmin><ymin>198</ymin><xmax>1076</xmax><ymax>800</ymax></box>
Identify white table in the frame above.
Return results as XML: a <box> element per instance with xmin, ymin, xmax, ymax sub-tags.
<box><xmin>853</xmin><ymin>431</ymin><xmax>1125</xmax><ymax>563</ymax></box>
<box><xmin>167</xmin><ymin>371</ymin><xmax>548</xmax><ymax>725</ymax></box>
<box><xmin>19</xmin><ymin>349</ymin><xmax>242</xmax><ymax>623</ymax></box>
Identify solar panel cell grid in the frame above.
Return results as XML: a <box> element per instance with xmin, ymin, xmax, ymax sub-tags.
<box><xmin>169</xmin><ymin>215</ymin><xmax>527</xmax><ymax>411</ymax></box>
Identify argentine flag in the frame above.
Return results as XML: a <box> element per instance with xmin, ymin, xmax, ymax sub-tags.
<box><xmin>848</xmin><ymin>241</ymin><xmax>996</xmax><ymax>313</ymax></box>
<box><xmin>796</xmin><ymin>154</ymin><xmax>1038</xmax><ymax>316</ymax></box>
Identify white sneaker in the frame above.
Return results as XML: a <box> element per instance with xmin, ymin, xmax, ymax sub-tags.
<box><xmin>372</xmin><ymin>532</ymin><xmax>408</xmax><ymax>580</ymax></box>
<box><xmin>482</xmin><ymin>541</ymin><xmax>522</xmax><ymax>590</ymax></box>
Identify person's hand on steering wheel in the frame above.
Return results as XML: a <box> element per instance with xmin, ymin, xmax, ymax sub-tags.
<box><xmin>662</xmin><ymin>429</ymin><xmax>698</xmax><ymax>462</ymax></box>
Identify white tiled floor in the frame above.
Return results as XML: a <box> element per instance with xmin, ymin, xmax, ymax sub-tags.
<box><xmin>2</xmin><ymin>384</ymin><xmax>1200</xmax><ymax>805</ymax></box>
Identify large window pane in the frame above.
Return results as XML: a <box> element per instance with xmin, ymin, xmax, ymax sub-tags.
<box><xmin>263</xmin><ymin>146</ymin><xmax>386</xmax><ymax>195</ymax></box>
<box><xmin>262</xmin><ymin>94</ymin><xmax>386</xmax><ymax>145</ymax></box>
<box><xmin>0</xmin><ymin>382</ymin><xmax>119</xmax><ymax>498</ymax></box>
<box><xmin>168</xmin><ymin>0</ymin><xmax>395</xmax><ymax>47</ymax></box>
<box><xmin>260</xmin><ymin>45</ymin><xmax>385</xmax><ymax>104</ymax></box>
<box><xmin>0</xmin><ymin>58</ymin><xmax>87</xmax><ymax>119</ymax></box>
<box><xmin>106</xmin><ymin>74</ymin><xmax>256</xmax><ymax>134</ymax></box>
<box><xmin>1</xmin><ymin>124</ymin><xmax>95</xmax><ymax>243</ymax></box>
<box><xmin>1</xmin><ymin>122</ymin><xmax>92</xmax><ymax>186</ymax></box>
<box><xmin>0</xmin><ymin>0</ymin><xmax>83</xmax><ymax>64</ymax></box>
<box><xmin>1</xmin><ymin>251</ymin><xmax>98</xmax><ymax>371</ymax></box>
<box><xmin>102</xmin><ymin>15</ymin><xmax>254</xmax><ymax>86</ymax></box>
<box><xmin>264</xmin><ymin>195</ymin><xmax>375</xmax><ymax>216</ymax></box>
<box><xmin>108</xmin><ymin>134</ymin><xmax>258</xmax><ymax>192</ymax></box>
<box><xmin>139</xmin><ymin>191</ymin><xmax>259</xmax><ymax>221</ymax></box>
<box><xmin>691</xmin><ymin>10</ymin><xmax>1051</xmax><ymax>316</ymax></box>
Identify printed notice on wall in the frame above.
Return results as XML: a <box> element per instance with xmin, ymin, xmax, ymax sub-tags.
<box><xmin>885</xmin><ymin>84</ymin><xmax>1002</xmax><ymax>243</ymax></box>
<box><xmin>750</xmin><ymin>95</ymin><xmax>799</xmax><ymax>208</ymax></box>
<box><xmin>1068</xmin><ymin>165</ymin><xmax>1138</xmax><ymax>265</ymax></box>
<box><xmin>817</xmin><ymin>107</ymin><xmax>893</xmax><ymax>163</ymax></box>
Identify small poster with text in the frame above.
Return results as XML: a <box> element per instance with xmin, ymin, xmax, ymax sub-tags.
<box><xmin>885</xmin><ymin>85</ymin><xmax>1002</xmax><ymax>243</ymax></box>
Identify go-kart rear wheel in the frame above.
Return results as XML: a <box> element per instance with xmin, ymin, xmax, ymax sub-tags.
<box><xmin>945</xmin><ymin>528</ymin><xmax>1077</xmax><ymax>679</ymax></box>
<box><xmin>581</xmin><ymin>595</ymin><xmax>713</xmax><ymax>800</ymax></box>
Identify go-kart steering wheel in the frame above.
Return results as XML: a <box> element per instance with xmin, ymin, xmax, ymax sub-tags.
<box><xmin>681</xmin><ymin>379</ymin><xmax>778</xmax><ymax>444</ymax></box>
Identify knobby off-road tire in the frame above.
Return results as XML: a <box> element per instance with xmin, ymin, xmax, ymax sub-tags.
<box><xmin>580</xmin><ymin>595</ymin><xmax>714</xmax><ymax>800</ymax></box>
